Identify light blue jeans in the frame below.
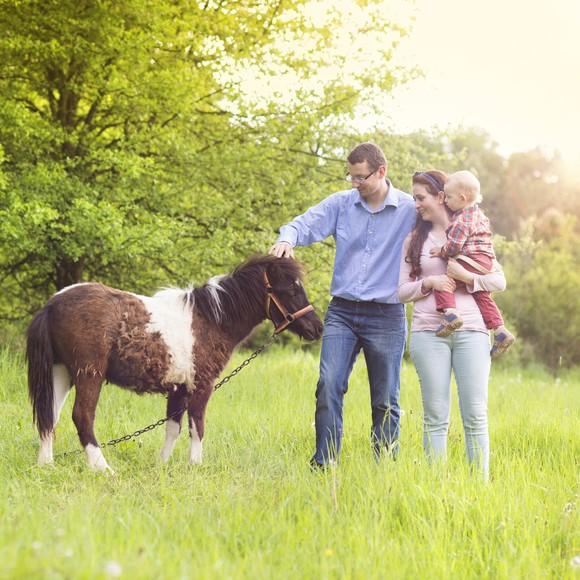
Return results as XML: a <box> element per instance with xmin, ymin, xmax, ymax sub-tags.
<box><xmin>409</xmin><ymin>331</ymin><xmax>491</xmax><ymax>481</ymax></box>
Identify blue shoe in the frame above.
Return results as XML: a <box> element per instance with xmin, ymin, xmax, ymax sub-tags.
<box><xmin>435</xmin><ymin>312</ymin><xmax>463</xmax><ymax>337</ymax></box>
<box><xmin>491</xmin><ymin>330</ymin><xmax>515</xmax><ymax>359</ymax></box>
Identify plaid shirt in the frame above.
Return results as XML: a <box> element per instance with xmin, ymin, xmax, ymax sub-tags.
<box><xmin>441</xmin><ymin>204</ymin><xmax>495</xmax><ymax>259</ymax></box>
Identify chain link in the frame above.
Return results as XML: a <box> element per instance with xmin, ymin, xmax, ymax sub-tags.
<box><xmin>213</xmin><ymin>333</ymin><xmax>278</xmax><ymax>390</ymax></box>
<box><xmin>54</xmin><ymin>333</ymin><xmax>279</xmax><ymax>460</ymax></box>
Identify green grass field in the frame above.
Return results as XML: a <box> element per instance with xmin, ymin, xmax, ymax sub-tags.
<box><xmin>1</xmin><ymin>346</ymin><xmax>578</xmax><ymax>579</ymax></box>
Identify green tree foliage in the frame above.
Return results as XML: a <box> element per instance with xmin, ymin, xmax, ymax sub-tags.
<box><xmin>1</xmin><ymin>3</ymin><xmax>578</xmax><ymax>368</ymax></box>
<box><xmin>495</xmin><ymin>212</ymin><xmax>580</xmax><ymax>369</ymax></box>
<box><xmin>0</xmin><ymin>0</ymin><xmax>410</xmax><ymax>319</ymax></box>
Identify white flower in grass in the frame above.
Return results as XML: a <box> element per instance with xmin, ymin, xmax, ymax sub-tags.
<box><xmin>31</xmin><ymin>541</ymin><xmax>42</xmax><ymax>551</ymax></box>
<box><xmin>104</xmin><ymin>560</ymin><xmax>122</xmax><ymax>577</ymax></box>
<box><xmin>571</xmin><ymin>556</ymin><xmax>580</xmax><ymax>570</ymax></box>
<box><xmin>563</xmin><ymin>502</ymin><xmax>575</xmax><ymax>515</ymax></box>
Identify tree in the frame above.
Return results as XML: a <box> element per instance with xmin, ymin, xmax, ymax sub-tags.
<box><xmin>495</xmin><ymin>213</ymin><xmax>580</xmax><ymax>369</ymax></box>
<box><xmin>0</xmin><ymin>0</ymin><xmax>412</xmax><ymax>321</ymax></box>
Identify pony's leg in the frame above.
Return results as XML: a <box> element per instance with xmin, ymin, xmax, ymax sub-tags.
<box><xmin>160</xmin><ymin>388</ymin><xmax>187</xmax><ymax>463</ymax></box>
<box><xmin>187</xmin><ymin>387</ymin><xmax>213</xmax><ymax>465</ymax></box>
<box><xmin>71</xmin><ymin>375</ymin><xmax>112</xmax><ymax>473</ymax></box>
<box><xmin>38</xmin><ymin>364</ymin><xmax>72</xmax><ymax>466</ymax></box>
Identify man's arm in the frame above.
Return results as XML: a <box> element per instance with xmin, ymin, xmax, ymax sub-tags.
<box><xmin>269</xmin><ymin>193</ymin><xmax>342</xmax><ymax>258</ymax></box>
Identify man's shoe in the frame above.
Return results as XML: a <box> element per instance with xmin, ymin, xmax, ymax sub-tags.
<box><xmin>309</xmin><ymin>458</ymin><xmax>337</xmax><ymax>472</ymax></box>
<box><xmin>491</xmin><ymin>330</ymin><xmax>515</xmax><ymax>360</ymax></box>
<box><xmin>435</xmin><ymin>312</ymin><xmax>464</xmax><ymax>337</ymax></box>
<box><xmin>374</xmin><ymin>442</ymin><xmax>400</xmax><ymax>463</ymax></box>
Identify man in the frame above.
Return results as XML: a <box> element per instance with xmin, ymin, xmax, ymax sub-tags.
<box><xmin>269</xmin><ymin>142</ymin><xmax>416</xmax><ymax>467</ymax></box>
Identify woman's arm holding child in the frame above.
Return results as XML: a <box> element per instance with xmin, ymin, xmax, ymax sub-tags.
<box><xmin>399</xmin><ymin>237</ymin><xmax>456</xmax><ymax>302</ymax></box>
<box><xmin>447</xmin><ymin>259</ymin><xmax>506</xmax><ymax>293</ymax></box>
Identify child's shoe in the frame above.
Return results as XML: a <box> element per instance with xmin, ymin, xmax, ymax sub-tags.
<box><xmin>435</xmin><ymin>310</ymin><xmax>464</xmax><ymax>337</ymax></box>
<box><xmin>490</xmin><ymin>328</ymin><xmax>515</xmax><ymax>359</ymax></box>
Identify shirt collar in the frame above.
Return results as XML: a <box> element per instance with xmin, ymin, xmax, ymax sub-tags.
<box><xmin>354</xmin><ymin>179</ymin><xmax>400</xmax><ymax>211</ymax></box>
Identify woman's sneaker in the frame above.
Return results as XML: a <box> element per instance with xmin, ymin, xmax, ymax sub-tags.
<box><xmin>490</xmin><ymin>329</ymin><xmax>516</xmax><ymax>359</ymax></box>
<box><xmin>435</xmin><ymin>311</ymin><xmax>464</xmax><ymax>337</ymax></box>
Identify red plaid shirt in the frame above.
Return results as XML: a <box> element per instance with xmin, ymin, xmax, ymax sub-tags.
<box><xmin>441</xmin><ymin>204</ymin><xmax>495</xmax><ymax>259</ymax></box>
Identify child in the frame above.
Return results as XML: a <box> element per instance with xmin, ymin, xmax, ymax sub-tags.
<box><xmin>429</xmin><ymin>170</ymin><xmax>515</xmax><ymax>359</ymax></box>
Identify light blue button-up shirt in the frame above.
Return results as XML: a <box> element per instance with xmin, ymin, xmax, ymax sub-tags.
<box><xmin>277</xmin><ymin>181</ymin><xmax>416</xmax><ymax>303</ymax></box>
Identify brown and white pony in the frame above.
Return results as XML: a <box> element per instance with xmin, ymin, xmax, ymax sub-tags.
<box><xmin>27</xmin><ymin>255</ymin><xmax>322</xmax><ymax>472</ymax></box>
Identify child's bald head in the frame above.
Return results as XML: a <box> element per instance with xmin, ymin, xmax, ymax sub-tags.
<box><xmin>443</xmin><ymin>171</ymin><xmax>483</xmax><ymax>212</ymax></box>
<box><xmin>445</xmin><ymin>171</ymin><xmax>482</xmax><ymax>204</ymax></box>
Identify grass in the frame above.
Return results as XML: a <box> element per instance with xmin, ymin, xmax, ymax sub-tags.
<box><xmin>0</xmin><ymin>346</ymin><xmax>579</xmax><ymax>579</ymax></box>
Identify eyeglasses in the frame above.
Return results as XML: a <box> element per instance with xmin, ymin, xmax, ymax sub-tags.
<box><xmin>345</xmin><ymin>169</ymin><xmax>377</xmax><ymax>184</ymax></box>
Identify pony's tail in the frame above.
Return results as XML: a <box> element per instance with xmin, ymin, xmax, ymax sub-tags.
<box><xmin>26</xmin><ymin>307</ymin><xmax>54</xmax><ymax>438</ymax></box>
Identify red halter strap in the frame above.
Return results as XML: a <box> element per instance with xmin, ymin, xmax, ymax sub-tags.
<box><xmin>263</xmin><ymin>271</ymin><xmax>315</xmax><ymax>334</ymax></box>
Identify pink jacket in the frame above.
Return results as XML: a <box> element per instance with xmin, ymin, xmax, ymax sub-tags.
<box><xmin>398</xmin><ymin>232</ymin><xmax>506</xmax><ymax>333</ymax></box>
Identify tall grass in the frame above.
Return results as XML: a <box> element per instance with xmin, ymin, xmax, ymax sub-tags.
<box><xmin>0</xmin><ymin>346</ymin><xmax>578</xmax><ymax>579</ymax></box>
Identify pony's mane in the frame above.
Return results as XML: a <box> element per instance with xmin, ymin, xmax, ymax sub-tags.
<box><xmin>187</xmin><ymin>255</ymin><xmax>304</xmax><ymax>329</ymax></box>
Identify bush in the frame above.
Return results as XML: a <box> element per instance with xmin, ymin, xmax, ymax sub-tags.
<box><xmin>495</xmin><ymin>213</ymin><xmax>580</xmax><ymax>369</ymax></box>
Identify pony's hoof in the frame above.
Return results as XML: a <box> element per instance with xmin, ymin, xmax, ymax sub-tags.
<box><xmin>159</xmin><ymin>450</ymin><xmax>172</xmax><ymax>464</ymax></box>
<box><xmin>90</xmin><ymin>463</ymin><xmax>115</xmax><ymax>475</ymax></box>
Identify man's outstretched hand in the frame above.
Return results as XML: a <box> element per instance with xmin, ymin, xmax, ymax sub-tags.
<box><xmin>268</xmin><ymin>242</ymin><xmax>295</xmax><ymax>259</ymax></box>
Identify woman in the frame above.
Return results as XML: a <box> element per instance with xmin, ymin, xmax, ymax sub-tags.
<box><xmin>398</xmin><ymin>170</ymin><xmax>506</xmax><ymax>481</ymax></box>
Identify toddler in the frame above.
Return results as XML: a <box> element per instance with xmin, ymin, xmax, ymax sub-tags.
<box><xmin>429</xmin><ymin>170</ymin><xmax>515</xmax><ymax>359</ymax></box>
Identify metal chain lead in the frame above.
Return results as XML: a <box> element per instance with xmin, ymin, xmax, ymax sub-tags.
<box><xmin>54</xmin><ymin>333</ymin><xmax>279</xmax><ymax>459</ymax></box>
<box><xmin>213</xmin><ymin>333</ymin><xmax>278</xmax><ymax>390</ymax></box>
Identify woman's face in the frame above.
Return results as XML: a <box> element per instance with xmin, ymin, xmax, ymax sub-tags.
<box><xmin>412</xmin><ymin>183</ymin><xmax>445</xmax><ymax>223</ymax></box>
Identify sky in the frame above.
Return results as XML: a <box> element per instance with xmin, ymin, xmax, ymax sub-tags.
<box><xmin>384</xmin><ymin>0</ymin><xmax>580</xmax><ymax>162</ymax></box>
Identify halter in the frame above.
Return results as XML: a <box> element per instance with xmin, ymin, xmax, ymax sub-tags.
<box><xmin>263</xmin><ymin>271</ymin><xmax>315</xmax><ymax>334</ymax></box>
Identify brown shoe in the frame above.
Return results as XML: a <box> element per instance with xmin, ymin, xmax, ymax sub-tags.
<box><xmin>491</xmin><ymin>330</ymin><xmax>515</xmax><ymax>359</ymax></box>
<box><xmin>435</xmin><ymin>312</ymin><xmax>464</xmax><ymax>337</ymax></box>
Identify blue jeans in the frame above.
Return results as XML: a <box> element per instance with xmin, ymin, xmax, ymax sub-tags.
<box><xmin>312</xmin><ymin>297</ymin><xmax>406</xmax><ymax>465</ymax></box>
<box><xmin>409</xmin><ymin>331</ymin><xmax>491</xmax><ymax>481</ymax></box>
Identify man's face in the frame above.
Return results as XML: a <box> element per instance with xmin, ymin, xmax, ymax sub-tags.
<box><xmin>346</xmin><ymin>161</ymin><xmax>385</xmax><ymax>198</ymax></box>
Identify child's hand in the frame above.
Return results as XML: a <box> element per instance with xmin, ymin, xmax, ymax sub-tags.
<box><xmin>429</xmin><ymin>246</ymin><xmax>443</xmax><ymax>257</ymax></box>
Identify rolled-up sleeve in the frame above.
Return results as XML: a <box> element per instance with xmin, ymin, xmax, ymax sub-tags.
<box><xmin>277</xmin><ymin>193</ymin><xmax>341</xmax><ymax>247</ymax></box>
<box><xmin>441</xmin><ymin>220</ymin><xmax>469</xmax><ymax>257</ymax></box>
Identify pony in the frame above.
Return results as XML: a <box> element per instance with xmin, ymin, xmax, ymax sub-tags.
<box><xmin>26</xmin><ymin>255</ymin><xmax>323</xmax><ymax>472</ymax></box>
